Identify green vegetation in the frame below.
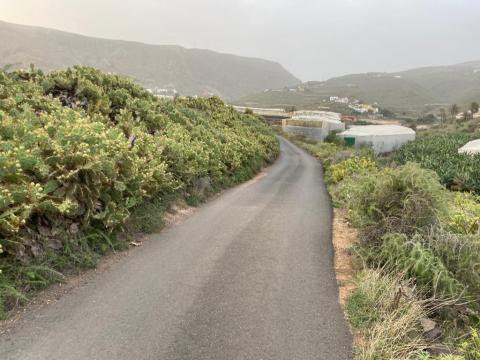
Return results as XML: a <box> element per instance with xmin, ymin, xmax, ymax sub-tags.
<box><xmin>287</xmin><ymin>133</ymin><xmax>480</xmax><ymax>359</ymax></box>
<box><xmin>0</xmin><ymin>66</ymin><xmax>279</xmax><ymax>318</ymax></box>
<box><xmin>447</xmin><ymin>192</ymin><xmax>480</xmax><ymax>234</ymax></box>
<box><xmin>346</xmin><ymin>269</ymin><xmax>427</xmax><ymax>360</ymax></box>
<box><xmin>394</xmin><ymin>134</ymin><xmax>480</xmax><ymax>193</ymax></box>
<box><xmin>326</xmin><ymin>156</ymin><xmax>377</xmax><ymax>185</ymax></box>
<box><xmin>340</xmin><ymin>163</ymin><xmax>447</xmax><ymax>241</ymax></box>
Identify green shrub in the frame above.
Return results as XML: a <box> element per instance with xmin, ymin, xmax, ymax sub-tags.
<box><xmin>304</xmin><ymin>141</ymin><xmax>361</xmax><ymax>170</ymax></box>
<box><xmin>414</xmin><ymin>229</ymin><xmax>480</xmax><ymax>298</ymax></box>
<box><xmin>377</xmin><ymin>233</ymin><xmax>464</xmax><ymax>297</ymax></box>
<box><xmin>323</xmin><ymin>131</ymin><xmax>344</xmax><ymax>146</ymax></box>
<box><xmin>343</xmin><ymin>163</ymin><xmax>447</xmax><ymax>241</ymax></box>
<box><xmin>0</xmin><ymin>66</ymin><xmax>279</xmax><ymax>315</ymax></box>
<box><xmin>326</xmin><ymin>156</ymin><xmax>377</xmax><ymax>184</ymax></box>
<box><xmin>446</xmin><ymin>192</ymin><xmax>480</xmax><ymax>234</ymax></box>
<box><xmin>460</xmin><ymin>328</ymin><xmax>480</xmax><ymax>360</ymax></box>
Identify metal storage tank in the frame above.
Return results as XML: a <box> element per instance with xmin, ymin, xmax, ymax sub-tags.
<box><xmin>339</xmin><ymin>125</ymin><xmax>416</xmax><ymax>154</ymax></box>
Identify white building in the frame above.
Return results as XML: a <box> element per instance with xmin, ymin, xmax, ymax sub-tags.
<box><xmin>292</xmin><ymin>110</ymin><xmax>342</xmax><ymax>122</ymax></box>
<box><xmin>339</xmin><ymin>125</ymin><xmax>416</xmax><ymax>154</ymax></box>
<box><xmin>349</xmin><ymin>104</ymin><xmax>368</xmax><ymax>114</ymax></box>
<box><xmin>335</xmin><ymin>97</ymin><xmax>349</xmax><ymax>104</ymax></box>
<box><xmin>284</xmin><ymin>111</ymin><xmax>345</xmax><ymax>141</ymax></box>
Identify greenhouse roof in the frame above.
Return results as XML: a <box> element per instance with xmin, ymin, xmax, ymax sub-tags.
<box><xmin>458</xmin><ymin>139</ymin><xmax>480</xmax><ymax>155</ymax></box>
<box><xmin>340</xmin><ymin>125</ymin><xmax>415</xmax><ymax>136</ymax></box>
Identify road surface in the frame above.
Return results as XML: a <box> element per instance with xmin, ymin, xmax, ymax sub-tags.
<box><xmin>0</xmin><ymin>138</ymin><xmax>353</xmax><ymax>360</ymax></box>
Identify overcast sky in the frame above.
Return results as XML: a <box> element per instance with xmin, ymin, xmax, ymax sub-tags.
<box><xmin>2</xmin><ymin>0</ymin><xmax>480</xmax><ymax>80</ymax></box>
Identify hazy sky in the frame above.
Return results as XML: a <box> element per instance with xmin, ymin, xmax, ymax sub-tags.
<box><xmin>2</xmin><ymin>0</ymin><xmax>480</xmax><ymax>80</ymax></box>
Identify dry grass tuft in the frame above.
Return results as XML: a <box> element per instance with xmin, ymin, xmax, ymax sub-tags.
<box><xmin>347</xmin><ymin>269</ymin><xmax>429</xmax><ymax>360</ymax></box>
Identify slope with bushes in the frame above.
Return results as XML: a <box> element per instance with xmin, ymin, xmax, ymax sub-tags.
<box><xmin>284</xmin><ymin>132</ymin><xmax>479</xmax><ymax>359</ymax></box>
<box><xmin>0</xmin><ymin>66</ymin><xmax>279</xmax><ymax>318</ymax></box>
<box><xmin>239</xmin><ymin>61</ymin><xmax>480</xmax><ymax>114</ymax></box>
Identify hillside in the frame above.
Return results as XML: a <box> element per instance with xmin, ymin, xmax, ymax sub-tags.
<box><xmin>239</xmin><ymin>62</ymin><xmax>480</xmax><ymax>114</ymax></box>
<box><xmin>0</xmin><ymin>20</ymin><xmax>299</xmax><ymax>100</ymax></box>
<box><xmin>397</xmin><ymin>61</ymin><xmax>480</xmax><ymax>105</ymax></box>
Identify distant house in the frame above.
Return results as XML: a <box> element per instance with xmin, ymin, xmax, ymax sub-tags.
<box><xmin>348</xmin><ymin>104</ymin><xmax>379</xmax><ymax>114</ymax></box>
<box><xmin>335</xmin><ymin>97</ymin><xmax>349</xmax><ymax>104</ymax></box>
<box><xmin>349</xmin><ymin>104</ymin><xmax>368</xmax><ymax>114</ymax></box>
<box><xmin>329</xmin><ymin>96</ymin><xmax>339</xmax><ymax>102</ymax></box>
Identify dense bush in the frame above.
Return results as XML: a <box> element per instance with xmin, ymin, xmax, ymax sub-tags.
<box><xmin>394</xmin><ymin>134</ymin><xmax>480</xmax><ymax>193</ymax></box>
<box><xmin>376</xmin><ymin>233</ymin><xmax>463</xmax><ymax>297</ymax></box>
<box><xmin>414</xmin><ymin>229</ymin><xmax>480</xmax><ymax>298</ymax></box>
<box><xmin>0</xmin><ymin>66</ymin><xmax>279</xmax><ymax>316</ymax></box>
<box><xmin>447</xmin><ymin>192</ymin><xmax>480</xmax><ymax>234</ymax></box>
<box><xmin>341</xmin><ymin>163</ymin><xmax>447</xmax><ymax>241</ymax></box>
<box><xmin>326</xmin><ymin>156</ymin><xmax>377</xmax><ymax>185</ymax></box>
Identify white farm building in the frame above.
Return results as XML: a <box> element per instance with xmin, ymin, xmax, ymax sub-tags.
<box><xmin>291</xmin><ymin>110</ymin><xmax>342</xmax><ymax>122</ymax></box>
<box><xmin>339</xmin><ymin>125</ymin><xmax>415</xmax><ymax>154</ymax></box>
<box><xmin>283</xmin><ymin>111</ymin><xmax>345</xmax><ymax>141</ymax></box>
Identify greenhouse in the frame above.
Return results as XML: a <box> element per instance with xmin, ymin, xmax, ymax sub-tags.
<box><xmin>458</xmin><ymin>139</ymin><xmax>480</xmax><ymax>155</ymax></box>
<box><xmin>282</xmin><ymin>117</ymin><xmax>345</xmax><ymax>141</ymax></box>
<box><xmin>339</xmin><ymin>125</ymin><xmax>416</xmax><ymax>154</ymax></box>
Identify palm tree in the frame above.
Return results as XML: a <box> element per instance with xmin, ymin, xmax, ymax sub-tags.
<box><xmin>470</xmin><ymin>102</ymin><xmax>479</xmax><ymax>114</ymax></box>
<box><xmin>439</xmin><ymin>108</ymin><xmax>447</xmax><ymax>123</ymax></box>
<box><xmin>450</xmin><ymin>104</ymin><xmax>459</xmax><ymax>122</ymax></box>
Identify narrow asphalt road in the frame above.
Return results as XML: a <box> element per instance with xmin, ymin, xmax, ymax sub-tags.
<box><xmin>0</xmin><ymin>138</ymin><xmax>353</xmax><ymax>360</ymax></box>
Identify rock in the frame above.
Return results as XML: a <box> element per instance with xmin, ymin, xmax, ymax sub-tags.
<box><xmin>38</xmin><ymin>225</ymin><xmax>52</xmax><ymax>236</ymax></box>
<box><xmin>420</xmin><ymin>318</ymin><xmax>436</xmax><ymax>333</ymax></box>
<box><xmin>30</xmin><ymin>240</ymin><xmax>45</xmax><ymax>259</ymax></box>
<box><xmin>47</xmin><ymin>239</ymin><xmax>63</xmax><ymax>251</ymax></box>
<box><xmin>420</xmin><ymin>318</ymin><xmax>441</xmax><ymax>342</ymax></box>
<box><xmin>425</xmin><ymin>327</ymin><xmax>442</xmax><ymax>342</ymax></box>
<box><xmin>69</xmin><ymin>223</ymin><xmax>79</xmax><ymax>234</ymax></box>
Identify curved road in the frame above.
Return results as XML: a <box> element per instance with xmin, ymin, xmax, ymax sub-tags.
<box><xmin>0</xmin><ymin>138</ymin><xmax>353</xmax><ymax>360</ymax></box>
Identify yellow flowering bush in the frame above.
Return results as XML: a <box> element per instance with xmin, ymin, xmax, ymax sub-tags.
<box><xmin>447</xmin><ymin>192</ymin><xmax>480</xmax><ymax>234</ymax></box>
<box><xmin>326</xmin><ymin>156</ymin><xmax>377</xmax><ymax>184</ymax></box>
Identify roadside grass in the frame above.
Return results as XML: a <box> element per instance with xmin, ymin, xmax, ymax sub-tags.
<box><xmin>346</xmin><ymin>269</ymin><xmax>428</xmax><ymax>360</ymax></box>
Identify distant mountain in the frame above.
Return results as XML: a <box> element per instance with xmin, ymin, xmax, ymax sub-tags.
<box><xmin>0</xmin><ymin>20</ymin><xmax>299</xmax><ymax>100</ymax></box>
<box><xmin>396</xmin><ymin>61</ymin><xmax>480</xmax><ymax>106</ymax></box>
<box><xmin>239</xmin><ymin>62</ymin><xmax>480</xmax><ymax>114</ymax></box>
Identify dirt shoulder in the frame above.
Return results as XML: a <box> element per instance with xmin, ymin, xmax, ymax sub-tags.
<box><xmin>332</xmin><ymin>208</ymin><xmax>357</xmax><ymax>306</ymax></box>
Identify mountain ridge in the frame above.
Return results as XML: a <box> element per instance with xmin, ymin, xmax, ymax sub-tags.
<box><xmin>238</xmin><ymin>60</ymin><xmax>480</xmax><ymax>113</ymax></box>
<box><xmin>0</xmin><ymin>20</ymin><xmax>300</xmax><ymax>99</ymax></box>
